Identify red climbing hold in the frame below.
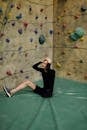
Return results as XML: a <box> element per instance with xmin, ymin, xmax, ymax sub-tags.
<box><xmin>23</xmin><ymin>22</ymin><xmax>28</xmax><ymax>29</ymax></box>
<box><xmin>17</xmin><ymin>4</ymin><xmax>21</xmax><ymax>10</ymax></box>
<box><xmin>40</xmin><ymin>8</ymin><xmax>44</xmax><ymax>12</ymax></box>
<box><xmin>74</xmin><ymin>15</ymin><xmax>79</xmax><ymax>19</ymax></box>
<box><xmin>73</xmin><ymin>45</ymin><xmax>79</xmax><ymax>49</ymax></box>
<box><xmin>6</xmin><ymin>70</ymin><xmax>12</xmax><ymax>76</ymax></box>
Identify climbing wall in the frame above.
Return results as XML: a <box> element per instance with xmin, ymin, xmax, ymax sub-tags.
<box><xmin>53</xmin><ymin>0</ymin><xmax>87</xmax><ymax>82</ymax></box>
<box><xmin>0</xmin><ymin>0</ymin><xmax>53</xmax><ymax>89</ymax></box>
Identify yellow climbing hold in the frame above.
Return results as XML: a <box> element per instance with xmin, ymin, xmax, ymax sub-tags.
<box><xmin>56</xmin><ymin>62</ymin><xmax>61</xmax><ymax>68</ymax></box>
<box><xmin>8</xmin><ymin>13</ymin><xmax>12</xmax><ymax>18</ymax></box>
<box><xmin>67</xmin><ymin>30</ymin><xmax>72</xmax><ymax>34</ymax></box>
<box><xmin>57</xmin><ymin>16</ymin><xmax>61</xmax><ymax>20</ymax></box>
<box><xmin>80</xmin><ymin>37</ymin><xmax>84</xmax><ymax>41</ymax></box>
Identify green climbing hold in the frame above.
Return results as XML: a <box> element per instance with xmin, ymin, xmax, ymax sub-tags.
<box><xmin>75</xmin><ymin>27</ymin><xmax>85</xmax><ymax>38</ymax></box>
<box><xmin>69</xmin><ymin>27</ymin><xmax>85</xmax><ymax>41</ymax></box>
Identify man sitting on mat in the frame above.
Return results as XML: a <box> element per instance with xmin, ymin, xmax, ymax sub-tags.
<box><xmin>3</xmin><ymin>57</ymin><xmax>55</xmax><ymax>98</ymax></box>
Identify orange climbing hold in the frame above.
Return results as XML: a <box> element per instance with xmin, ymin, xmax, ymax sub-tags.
<box><xmin>84</xmin><ymin>74</ymin><xmax>87</xmax><ymax>80</ymax></box>
<box><xmin>67</xmin><ymin>72</ymin><xmax>72</xmax><ymax>75</ymax></box>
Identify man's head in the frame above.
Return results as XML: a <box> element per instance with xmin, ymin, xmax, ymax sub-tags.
<box><xmin>41</xmin><ymin>57</ymin><xmax>52</xmax><ymax>70</ymax></box>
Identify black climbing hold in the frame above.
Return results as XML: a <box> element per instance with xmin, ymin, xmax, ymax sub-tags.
<box><xmin>79</xmin><ymin>59</ymin><xmax>83</xmax><ymax>63</ymax></box>
<box><xmin>16</xmin><ymin>13</ymin><xmax>22</xmax><ymax>20</ymax></box>
<box><xmin>35</xmin><ymin>16</ymin><xmax>38</xmax><ymax>20</ymax></box>
<box><xmin>81</xmin><ymin>6</ymin><xmax>87</xmax><ymax>12</ymax></box>
<box><xmin>30</xmin><ymin>38</ymin><xmax>33</xmax><ymax>42</ymax></box>
<box><xmin>20</xmin><ymin>70</ymin><xmax>24</xmax><ymax>73</ymax></box>
<box><xmin>6</xmin><ymin>38</ymin><xmax>10</xmax><ymax>43</ymax></box>
<box><xmin>18</xmin><ymin>28</ymin><xmax>23</xmax><ymax>35</ymax></box>
<box><xmin>34</xmin><ymin>29</ymin><xmax>38</xmax><ymax>34</ymax></box>
<box><xmin>12</xmin><ymin>22</ymin><xmax>15</xmax><ymax>26</ymax></box>
<box><xmin>49</xmin><ymin>30</ymin><xmax>53</xmax><ymax>35</ymax></box>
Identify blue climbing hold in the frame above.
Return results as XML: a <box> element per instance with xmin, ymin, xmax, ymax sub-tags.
<box><xmin>39</xmin><ymin>34</ymin><xmax>46</xmax><ymax>45</ymax></box>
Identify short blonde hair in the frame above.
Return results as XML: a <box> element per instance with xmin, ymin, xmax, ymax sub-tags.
<box><xmin>44</xmin><ymin>57</ymin><xmax>52</xmax><ymax>64</ymax></box>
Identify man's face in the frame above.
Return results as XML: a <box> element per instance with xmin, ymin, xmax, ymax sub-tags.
<box><xmin>41</xmin><ymin>60</ymin><xmax>48</xmax><ymax>69</ymax></box>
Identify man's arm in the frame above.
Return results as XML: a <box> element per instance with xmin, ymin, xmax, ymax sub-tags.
<box><xmin>32</xmin><ymin>62</ymin><xmax>43</xmax><ymax>72</ymax></box>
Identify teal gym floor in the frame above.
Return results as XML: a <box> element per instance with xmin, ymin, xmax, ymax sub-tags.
<box><xmin>0</xmin><ymin>78</ymin><xmax>87</xmax><ymax>130</ymax></box>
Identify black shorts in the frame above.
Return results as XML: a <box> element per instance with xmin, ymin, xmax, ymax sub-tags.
<box><xmin>33</xmin><ymin>85</ymin><xmax>52</xmax><ymax>98</ymax></box>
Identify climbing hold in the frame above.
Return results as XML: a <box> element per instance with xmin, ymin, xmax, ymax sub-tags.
<box><xmin>17</xmin><ymin>3</ymin><xmax>21</xmax><ymax>10</ymax></box>
<box><xmin>74</xmin><ymin>15</ymin><xmax>79</xmax><ymax>19</ymax></box>
<box><xmin>6</xmin><ymin>38</ymin><xmax>10</xmax><ymax>43</ymax></box>
<box><xmin>39</xmin><ymin>34</ymin><xmax>46</xmax><ymax>45</ymax></box>
<box><xmin>40</xmin><ymin>23</ymin><xmax>43</xmax><ymax>28</ymax></box>
<box><xmin>73</xmin><ymin>44</ymin><xmax>79</xmax><ymax>49</ymax></box>
<box><xmin>0</xmin><ymin>57</ymin><xmax>3</xmax><ymax>60</ymax></box>
<box><xmin>8</xmin><ymin>13</ymin><xmax>12</xmax><ymax>19</ymax></box>
<box><xmin>75</xmin><ymin>27</ymin><xmax>85</xmax><ymax>38</ymax></box>
<box><xmin>80</xmin><ymin>37</ymin><xmax>84</xmax><ymax>41</ymax></box>
<box><xmin>6</xmin><ymin>70</ymin><xmax>12</xmax><ymax>76</ymax></box>
<box><xmin>18</xmin><ymin>28</ymin><xmax>23</xmax><ymax>35</ymax></box>
<box><xmin>29</xmin><ymin>5</ymin><xmax>32</xmax><ymax>14</ymax></box>
<box><xmin>10</xmin><ymin>4</ymin><xmax>14</xmax><ymax>8</ymax></box>
<box><xmin>67</xmin><ymin>72</ymin><xmax>72</xmax><ymax>75</ymax></box>
<box><xmin>34</xmin><ymin>29</ymin><xmax>38</xmax><ymax>34</ymax></box>
<box><xmin>69</xmin><ymin>27</ymin><xmax>85</xmax><ymax>41</ymax></box>
<box><xmin>3</xmin><ymin>16</ymin><xmax>8</xmax><ymax>25</ymax></box>
<box><xmin>61</xmin><ymin>51</ymin><xmax>65</xmax><ymax>55</ymax></box>
<box><xmin>35</xmin><ymin>16</ymin><xmax>38</xmax><ymax>20</ymax></box>
<box><xmin>84</xmin><ymin>74</ymin><xmax>87</xmax><ymax>80</ymax></box>
<box><xmin>0</xmin><ymin>7</ymin><xmax>3</xmax><ymax>14</ymax></box>
<box><xmin>20</xmin><ymin>70</ymin><xmax>24</xmax><ymax>73</ymax></box>
<box><xmin>0</xmin><ymin>33</ymin><xmax>4</xmax><ymax>38</ymax></box>
<box><xmin>57</xmin><ymin>16</ymin><xmax>61</xmax><ymax>21</ymax></box>
<box><xmin>67</xmin><ymin>30</ymin><xmax>72</xmax><ymax>34</ymax></box>
<box><xmin>40</xmin><ymin>8</ymin><xmax>44</xmax><ymax>12</ymax></box>
<box><xmin>18</xmin><ymin>46</ymin><xmax>22</xmax><ymax>51</ymax></box>
<box><xmin>49</xmin><ymin>30</ymin><xmax>53</xmax><ymax>35</ymax></box>
<box><xmin>57</xmin><ymin>31</ymin><xmax>60</xmax><ymax>35</ymax></box>
<box><xmin>56</xmin><ymin>62</ymin><xmax>61</xmax><ymax>68</ymax></box>
<box><xmin>79</xmin><ymin>59</ymin><xmax>83</xmax><ymax>63</ymax></box>
<box><xmin>62</xmin><ymin>23</ymin><xmax>67</xmax><ymax>28</ymax></box>
<box><xmin>25</xmin><ymin>53</ymin><xmax>28</xmax><ymax>57</ymax></box>
<box><xmin>16</xmin><ymin>13</ymin><xmax>22</xmax><ymax>20</ymax></box>
<box><xmin>81</xmin><ymin>6</ymin><xmax>87</xmax><ymax>12</ymax></box>
<box><xmin>23</xmin><ymin>22</ymin><xmax>28</xmax><ymax>30</ymax></box>
<box><xmin>64</xmin><ymin>9</ymin><xmax>66</xmax><ymax>13</ymax></box>
<box><xmin>25</xmin><ymin>76</ymin><xmax>29</xmax><ymax>79</ymax></box>
<box><xmin>45</xmin><ymin>16</ymin><xmax>47</xmax><ymax>20</ymax></box>
<box><xmin>30</xmin><ymin>38</ymin><xmax>33</xmax><ymax>42</ymax></box>
<box><xmin>11</xmin><ymin>22</ymin><xmax>15</xmax><ymax>26</ymax></box>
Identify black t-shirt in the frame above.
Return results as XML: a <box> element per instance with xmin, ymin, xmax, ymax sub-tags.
<box><xmin>32</xmin><ymin>62</ymin><xmax>55</xmax><ymax>92</ymax></box>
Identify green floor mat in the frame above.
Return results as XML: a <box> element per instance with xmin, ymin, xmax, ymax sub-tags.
<box><xmin>0</xmin><ymin>78</ymin><xmax>87</xmax><ymax>130</ymax></box>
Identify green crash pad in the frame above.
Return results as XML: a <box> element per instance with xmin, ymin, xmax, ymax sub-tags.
<box><xmin>0</xmin><ymin>77</ymin><xmax>87</xmax><ymax>130</ymax></box>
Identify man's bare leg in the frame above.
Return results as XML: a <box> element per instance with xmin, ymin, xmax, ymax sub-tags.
<box><xmin>10</xmin><ymin>80</ymin><xmax>36</xmax><ymax>95</ymax></box>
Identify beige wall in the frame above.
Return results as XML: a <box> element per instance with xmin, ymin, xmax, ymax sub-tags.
<box><xmin>0</xmin><ymin>0</ymin><xmax>53</xmax><ymax>89</ymax></box>
<box><xmin>53</xmin><ymin>0</ymin><xmax>87</xmax><ymax>82</ymax></box>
